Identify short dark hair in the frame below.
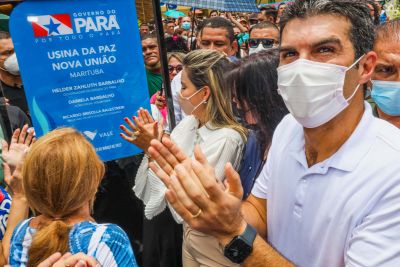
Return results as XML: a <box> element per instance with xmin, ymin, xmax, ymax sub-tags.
<box><xmin>278</xmin><ymin>2</ymin><xmax>287</xmax><ymax>8</ymax></box>
<box><xmin>249</xmin><ymin>21</ymin><xmax>279</xmax><ymax>36</ymax></box>
<box><xmin>280</xmin><ymin>0</ymin><xmax>375</xmax><ymax>59</ymax></box>
<box><xmin>264</xmin><ymin>7</ymin><xmax>278</xmax><ymax>23</ymax></box>
<box><xmin>0</xmin><ymin>31</ymin><xmax>11</xmax><ymax>40</ymax></box>
<box><xmin>227</xmin><ymin>49</ymin><xmax>288</xmax><ymax>153</ymax></box>
<box><xmin>196</xmin><ymin>20</ymin><xmax>205</xmax><ymax>37</ymax></box>
<box><xmin>210</xmin><ymin>10</ymin><xmax>219</xmax><ymax>16</ymax></box>
<box><xmin>375</xmin><ymin>18</ymin><xmax>400</xmax><ymax>45</ymax></box>
<box><xmin>140</xmin><ymin>23</ymin><xmax>149</xmax><ymax>28</ymax></box>
<box><xmin>201</xmin><ymin>17</ymin><xmax>235</xmax><ymax>43</ymax></box>
<box><xmin>374</xmin><ymin>0</ymin><xmax>384</xmax><ymax>8</ymax></box>
<box><xmin>165</xmin><ymin>35</ymin><xmax>189</xmax><ymax>53</ymax></box>
<box><xmin>141</xmin><ymin>33</ymin><xmax>157</xmax><ymax>42</ymax></box>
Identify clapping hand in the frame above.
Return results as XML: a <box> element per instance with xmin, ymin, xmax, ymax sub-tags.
<box><xmin>2</xmin><ymin>125</ymin><xmax>35</xmax><ymax>198</ymax></box>
<box><xmin>120</xmin><ymin>108</ymin><xmax>164</xmax><ymax>153</ymax></box>
<box><xmin>148</xmin><ymin>137</ymin><xmax>191</xmax><ymax>177</ymax></box>
<box><xmin>2</xmin><ymin>125</ymin><xmax>34</xmax><ymax>173</ymax></box>
<box><xmin>148</xmin><ymin>139</ymin><xmax>246</xmax><ymax>244</ymax></box>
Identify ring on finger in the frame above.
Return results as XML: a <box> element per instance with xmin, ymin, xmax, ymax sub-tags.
<box><xmin>191</xmin><ymin>209</ymin><xmax>202</xmax><ymax>218</ymax></box>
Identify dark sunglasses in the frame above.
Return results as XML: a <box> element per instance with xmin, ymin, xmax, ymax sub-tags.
<box><xmin>168</xmin><ymin>65</ymin><xmax>183</xmax><ymax>73</ymax></box>
<box><xmin>248</xmin><ymin>38</ymin><xmax>275</xmax><ymax>48</ymax></box>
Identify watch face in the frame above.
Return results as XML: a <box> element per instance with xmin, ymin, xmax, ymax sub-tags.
<box><xmin>224</xmin><ymin>236</ymin><xmax>253</xmax><ymax>264</ymax></box>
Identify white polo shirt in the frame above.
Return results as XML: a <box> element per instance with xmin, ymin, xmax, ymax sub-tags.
<box><xmin>252</xmin><ymin>103</ymin><xmax>400</xmax><ymax>267</ymax></box>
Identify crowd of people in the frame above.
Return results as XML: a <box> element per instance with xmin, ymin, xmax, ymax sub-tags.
<box><xmin>0</xmin><ymin>0</ymin><xmax>399</xmax><ymax>266</ymax></box>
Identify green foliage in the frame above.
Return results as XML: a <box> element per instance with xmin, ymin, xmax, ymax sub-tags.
<box><xmin>386</xmin><ymin>0</ymin><xmax>400</xmax><ymax>19</ymax></box>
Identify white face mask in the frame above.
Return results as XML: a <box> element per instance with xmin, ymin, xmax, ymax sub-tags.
<box><xmin>178</xmin><ymin>88</ymin><xmax>206</xmax><ymax>116</ymax></box>
<box><xmin>277</xmin><ymin>56</ymin><xmax>364</xmax><ymax>128</ymax></box>
<box><xmin>249</xmin><ymin>44</ymin><xmax>266</xmax><ymax>55</ymax></box>
<box><xmin>3</xmin><ymin>53</ymin><xmax>20</xmax><ymax>76</ymax></box>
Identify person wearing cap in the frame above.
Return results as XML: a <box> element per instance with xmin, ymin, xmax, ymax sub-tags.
<box><xmin>371</xmin><ymin>19</ymin><xmax>400</xmax><ymax>128</ymax></box>
<box><xmin>248</xmin><ymin>13</ymin><xmax>260</xmax><ymax>26</ymax></box>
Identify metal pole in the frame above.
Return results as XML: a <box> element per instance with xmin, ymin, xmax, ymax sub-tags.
<box><xmin>151</xmin><ymin>0</ymin><xmax>176</xmax><ymax>129</ymax></box>
<box><xmin>190</xmin><ymin>7</ymin><xmax>196</xmax><ymax>50</ymax></box>
<box><xmin>0</xmin><ymin>83</ymin><xmax>13</xmax><ymax>142</ymax></box>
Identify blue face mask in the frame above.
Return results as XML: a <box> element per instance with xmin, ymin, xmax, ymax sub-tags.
<box><xmin>371</xmin><ymin>80</ymin><xmax>400</xmax><ymax>116</ymax></box>
<box><xmin>182</xmin><ymin>22</ymin><xmax>191</xmax><ymax>30</ymax></box>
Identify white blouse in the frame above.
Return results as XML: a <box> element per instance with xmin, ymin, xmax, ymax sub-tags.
<box><xmin>134</xmin><ymin>115</ymin><xmax>245</xmax><ymax>222</ymax></box>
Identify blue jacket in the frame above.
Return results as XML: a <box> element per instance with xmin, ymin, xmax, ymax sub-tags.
<box><xmin>239</xmin><ymin>131</ymin><xmax>265</xmax><ymax>199</ymax></box>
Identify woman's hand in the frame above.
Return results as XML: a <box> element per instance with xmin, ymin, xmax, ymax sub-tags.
<box><xmin>120</xmin><ymin>108</ymin><xmax>164</xmax><ymax>153</ymax></box>
<box><xmin>4</xmin><ymin>163</ymin><xmax>24</xmax><ymax>198</ymax></box>
<box><xmin>33</xmin><ymin>252</ymin><xmax>100</xmax><ymax>267</ymax></box>
<box><xmin>2</xmin><ymin>125</ymin><xmax>34</xmax><ymax>173</ymax></box>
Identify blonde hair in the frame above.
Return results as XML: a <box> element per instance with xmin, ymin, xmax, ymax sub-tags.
<box><xmin>23</xmin><ymin>128</ymin><xmax>105</xmax><ymax>267</ymax></box>
<box><xmin>183</xmin><ymin>49</ymin><xmax>248</xmax><ymax>139</ymax></box>
<box><xmin>168</xmin><ymin>52</ymin><xmax>185</xmax><ymax>63</ymax></box>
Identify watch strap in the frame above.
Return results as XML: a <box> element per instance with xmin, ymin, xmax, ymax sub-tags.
<box><xmin>241</xmin><ymin>223</ymin><xmax>257</xmax><ymax>246</ymax></box>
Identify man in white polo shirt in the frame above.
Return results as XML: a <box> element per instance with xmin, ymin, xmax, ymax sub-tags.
<box><xmin>147</xmin><ymin>0</ymin><xmax>400</xmax><ymax>266</ymax></box>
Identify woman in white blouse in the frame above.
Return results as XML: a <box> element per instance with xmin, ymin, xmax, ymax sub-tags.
<box><xmin>121</xmin><ymin>49</ymin><xmax>247</xmax><ymax>267</ymax></box>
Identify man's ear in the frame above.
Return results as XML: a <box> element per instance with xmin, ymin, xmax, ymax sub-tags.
<box><xmin>359</xmin><ymin>51</ymin><xmax>377</xmax><ymax>85</ymax></box>
<box><xmin>230</xmin><ymin>40</ymin><xmax>239</xmax><ymax>56</ymax></box>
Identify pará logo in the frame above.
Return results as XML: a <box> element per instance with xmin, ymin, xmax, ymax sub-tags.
<box><xmin>28</xmin><ymin>12</ymin><xmax>120</xmax><ymax>38</ymax></box>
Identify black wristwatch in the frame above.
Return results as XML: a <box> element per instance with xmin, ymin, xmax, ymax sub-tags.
<box><xmin>223</xmin><ymin>224</ymin><xmax>257</xmax><ymax>264</ymax></box>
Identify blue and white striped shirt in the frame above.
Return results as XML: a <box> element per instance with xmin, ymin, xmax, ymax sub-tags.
<box><xmin>9</xmin><ymin>219</ymin><xmax>138</xmax><ymax>267</ymax></box>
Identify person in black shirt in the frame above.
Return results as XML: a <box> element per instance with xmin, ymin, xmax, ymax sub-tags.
<box><xmin>0</xmin><ymin>31</ymin><xmax>29</xmax><ymax>115</ymax></box>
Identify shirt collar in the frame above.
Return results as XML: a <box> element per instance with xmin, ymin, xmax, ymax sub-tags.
<box><xmin>198</xmin><ymin>122</ymin><xmax>216</xmax><ymax>142</ymax></box>
<box><xmin>328</xmin><ymin>103</ymin><xmax>376</xmax><ymax>172</ymax></box>
<box><xmin>289</xmin><ymin>102</ymin><xmax>376</xmax><ymax>173</ymax></box>
<box><xmin>186</xmin><ymin>116</ymin><xmax>216</xmax><ymax>142</ymax></box>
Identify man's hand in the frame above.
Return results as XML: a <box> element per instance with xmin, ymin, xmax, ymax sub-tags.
<box><xmin>120</xmin><ymin>108</ymin><xmax>163</xmax><ymax>152</ymax></box>
<box><xmin>149</xmin><ymin>140</ymin><xmax>246</xmax><ymax>245</ymax></box>
<box><xmin>148</xmin><ymin>137</ymin><xmax>191</xmax><ymax>179</ymax></box>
